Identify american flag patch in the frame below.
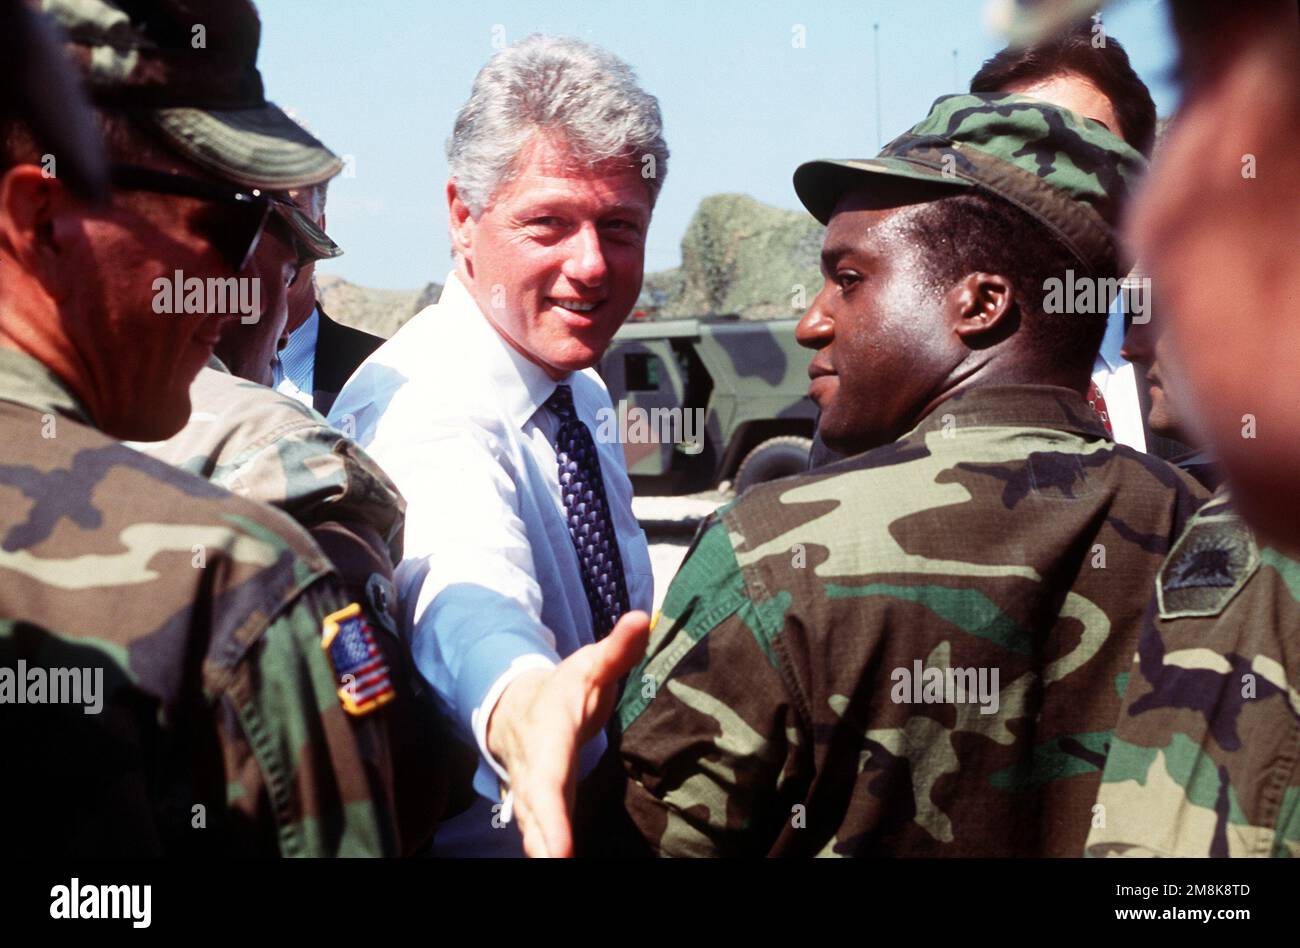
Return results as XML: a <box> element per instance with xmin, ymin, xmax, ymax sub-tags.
<box><xmin>321</xmin><ymin>603</ymin><xmax>396</xmax><ymax>716</ymax></box>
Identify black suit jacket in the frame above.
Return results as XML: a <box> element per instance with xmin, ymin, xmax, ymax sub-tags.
<box><xmin>312</xmin><ymin>304</ymin><xmax>386</xmax><ymax>416</ymax></box>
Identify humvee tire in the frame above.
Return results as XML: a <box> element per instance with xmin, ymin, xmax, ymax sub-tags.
<box><xmin>734</xmin><ymin>435</ymin><xmax>814</xmax><ymax>494</ymax></box>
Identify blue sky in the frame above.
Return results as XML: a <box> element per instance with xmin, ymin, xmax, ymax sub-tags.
<box><xmin>255</xmin><ymin>0</ymin><xmax>1179</xmax><ymax>290</ymax></box>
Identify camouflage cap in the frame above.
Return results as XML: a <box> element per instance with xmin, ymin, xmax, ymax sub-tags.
<box><xmin>793</xmin><ymin>92</ymin><xmax>1146</xmax><ymax>277</ymax></box>
<box><xmin>40</xmin><ymin>0</ymin><xmax>343</xmax><ymax>190</ymax></box>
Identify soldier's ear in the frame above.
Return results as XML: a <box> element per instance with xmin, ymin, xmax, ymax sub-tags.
<box><xmin>0</xmin><ymin>164</ymin><xmax>77</xmax><ymax>296</ymax></box>
<box><xmin>949</xmin><ymin>272</ymin><xmax>1015</xmax><ymax>342</ymax></box>
<box><xmin>447</xmin><ymin>179</ymin><xmax>475</xmax><ymax>259</ymax></box>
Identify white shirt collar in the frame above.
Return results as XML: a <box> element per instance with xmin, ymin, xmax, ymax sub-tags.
<box><xmin>440</xmin><ymin>270</ymin><xmax>565</xmax><ymax>431</ymax></box>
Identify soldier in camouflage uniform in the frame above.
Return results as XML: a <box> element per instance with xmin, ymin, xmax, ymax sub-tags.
<box><xmin>581</xmin><ymin>94</ymin><xmax>1209</xmax><ymax>857</ymax></box>
<box><xmin>0</xmin><ymin>0</ymin><xmax>414</xmax><ymax>856</ymax></box>
<box><xmin>129</xmin><ymin>313</ymin><xmax>463</xmax><ymax>856</ymax></box>
<box><xmin>134</xmin><ymin>357</ymin><xmax>406</xmax><ymax>601</ymax></box>
<box><xmin>1086</xmin><ymin>492</ymin><xmax>1300</xmax><ymax>857</ymax></box>
<box><xmin>134</xmin><ymin>295</ymin><xmax>463</xmax><ymax>852</ymax></box>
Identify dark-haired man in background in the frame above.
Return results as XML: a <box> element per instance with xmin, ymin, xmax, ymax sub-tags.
<box><xmin>809</xmin><ymin>24</ymin><xmax>1158</xmax><ymax>469</ymax></box>
<box><xmin>970</xmin><ymin>21</ymin><xmax>1156</xmax><ymax>156</ymax></box>
<box><xmin>584</xmin><ymin>94</ymin><xmax>1207</xmax><ymax>857</ymax></box>
<box><xmin>972</xmin><ymin>23</ymin><xmax>1158</xmax><ymax>455</ymax></box>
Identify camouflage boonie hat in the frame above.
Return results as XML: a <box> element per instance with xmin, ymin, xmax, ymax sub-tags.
<box><xmin>40</xmin><ymin>0</ymin><xmax>343</xmax><ymax>190</ymax></box>
<box><xmin>793</xmin><ymin>92</ymin><xmax>1146</xmax><ymax>277</ymax></box>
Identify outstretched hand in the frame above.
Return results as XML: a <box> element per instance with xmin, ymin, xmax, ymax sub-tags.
<box><xmin>486</xmin><ymin>610</ymin><xmax>651</xmax><ymax>857</ymax></box>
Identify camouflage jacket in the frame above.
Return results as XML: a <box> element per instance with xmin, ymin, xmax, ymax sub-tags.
<box><xmin>125</xmin><ymin>356</ymin><xmax>460</xmax><ymax>854</ymax></box>
<box><xmin>130</xmin><ymin>356</ymin><xmax>404</xmax><ymax>575</ymax></box>
<box><xmin>0</xmin><ymin>348</ymin><xmax>391</xmax><ymax>856</ymax></box>
<box><xmin>603</xmin><ymin>385</ymin><xmax>1207</xmax><ymax>857</ymax></box>
<box><xmin>1087</xmin><ymin>492</ymin><xmax>1300</xmax><ymax>857</ymax></box>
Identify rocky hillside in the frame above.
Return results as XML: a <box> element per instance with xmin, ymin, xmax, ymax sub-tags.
<box><xmin>640</xmin><ymin>193</ymin><xmax>822</xmax><ymax>320</ymax></box>
<box><xmin>319</xmin><ymin>193</ymin><xmax>821</xmax><ymax>336</ymax></box>
<box><xmin>316</xmin><ymin>274</ymin><xmax>440</xmax><ymax>338</ymax></box>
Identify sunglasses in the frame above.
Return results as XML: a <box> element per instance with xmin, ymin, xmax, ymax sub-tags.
<box><xmin>108</xmin><ymin>164</ymin><xmax>331</xmax><ymax>279</ymax></box>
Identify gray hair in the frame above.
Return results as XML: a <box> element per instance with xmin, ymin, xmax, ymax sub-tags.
<box><xmin>447</xmin><ymin>34</ymin><xmax>668</xmax><ymax>217</ymax></box>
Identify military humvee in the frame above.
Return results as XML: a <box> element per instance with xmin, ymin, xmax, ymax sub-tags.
<box><xmin>596</xmin><ymin>316</ymin><xmax>816</xmax><ymax>495</ymax></box>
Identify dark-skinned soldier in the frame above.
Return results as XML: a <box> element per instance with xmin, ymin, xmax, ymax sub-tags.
<box><xmin>579</xmin><ymin>94</ymin><xmax>1208</xmax><ymax>857</ymax></box>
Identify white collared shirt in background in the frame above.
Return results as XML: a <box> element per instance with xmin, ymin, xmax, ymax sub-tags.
<box><xmin>271</xmin><ymin>307</ymin><xmax>319</xmax><ymax>408</ymax></box>
<box><xmin>328</xmin><ymin>271</ymin><xmax>653</xmax><ymax>856</ymax></box>
<box><xmin>1091</xmin><ymin>296</ymin><xmax>1146</xmax><ymax>452</ymax></box>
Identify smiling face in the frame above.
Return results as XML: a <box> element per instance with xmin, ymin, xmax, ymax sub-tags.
<box><xmin>796</xmin><ymin>192</ymin><xmax>963</xmax><ymax>455</ymax></box>
<box><xmin>449</xmin><ymin>133</ymin><xmax>652</xmax><ymax>378</ymax></box>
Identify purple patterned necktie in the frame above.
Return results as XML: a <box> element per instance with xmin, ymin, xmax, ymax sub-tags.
<box><xmin>546</xmin><ymin>383</ymin><xmax>630</xmax><ymax>639</ymax></box>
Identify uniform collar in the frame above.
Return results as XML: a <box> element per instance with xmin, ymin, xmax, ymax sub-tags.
<box><xmin>0</xmin><ymin>347</ymin><xmax>95</xmax><ymax>425</ymax></box>
<box><xmin>908</xmin><ymin>384</ymin><xmax>1111</xmax><ymax>441</ymax></box>
<box><xmin>441</xmin><ymin>270</ymin><xmax>567</xmax><ymax>430</ymax></box>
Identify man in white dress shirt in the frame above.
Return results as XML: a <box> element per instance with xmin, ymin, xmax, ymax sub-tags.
<box><xmin>330</xmin><ymin>34</ymin><xmax>667</xmax><ymax>857</ymax></box>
